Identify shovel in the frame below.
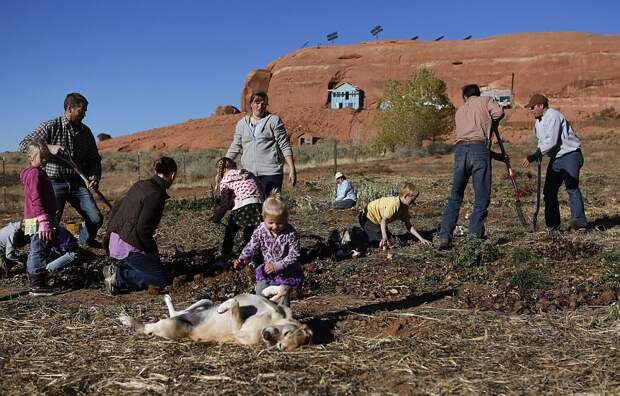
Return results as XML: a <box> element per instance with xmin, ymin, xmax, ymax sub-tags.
<box><xmin>532</xmin><ymin>156</ymin><xmax>542</xmax><ymax>231</ymax></box>
<box><xmin>55</xmin><ymin>153</ymin><xmax>113</xmax><ymax>210</ymax></box>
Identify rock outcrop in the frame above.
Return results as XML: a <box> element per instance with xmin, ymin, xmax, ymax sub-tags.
<box><xmin>99</xmin><ymin>32</ymin><xmax>620</xmax><ymax>152</ymax></box>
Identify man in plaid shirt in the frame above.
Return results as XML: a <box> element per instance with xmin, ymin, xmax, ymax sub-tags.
<box><xmin>19</xmin><ymin>92</ymin><xmax>103</xmax><ymax>247</ymax></box>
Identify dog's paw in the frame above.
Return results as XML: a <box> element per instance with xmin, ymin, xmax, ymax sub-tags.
<box><xmin>262</xmin><ymin>285</ymin><xmax>285</xmax><ymax>298</ymax></box>
<box><xmin>217</xmin><ymin>298</ymin><xmax>238</xmax><ymax>314</ymax></box>
<box><xmin>118</xmin><ymin>313</ymin><xmax>134</xmax><ymax>327</ymax></box>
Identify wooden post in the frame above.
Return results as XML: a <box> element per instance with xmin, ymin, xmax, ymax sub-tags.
<box><xmin>137</xmin><ymin>152</ymin><xmax>141</xmax><ymax>181</ymax></box>
<box><xmin>2</xmin><ymin>156</ymin><xmax>6</xmax><ymax>207</ymax></box>
<box><xmin>333</xmin><ymin>140</ymin><xmax>338</xmax><ymax>175</ymax></box>
<box><xmin>182</xmin><ymin>152</ymin><xmax>187</xmax><ymax>181</ymax></box>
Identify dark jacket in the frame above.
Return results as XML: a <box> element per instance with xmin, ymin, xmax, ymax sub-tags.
<box><xmin>106</xmin><ymin>176</ymin><xmax>169</xmax><ymax>254</ymax></box>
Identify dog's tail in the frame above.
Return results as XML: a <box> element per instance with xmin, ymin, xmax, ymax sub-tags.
<box><xmin>119</xmin><ymin>313</ymin><xmax>145</xmax><ymax>333</ymax></box>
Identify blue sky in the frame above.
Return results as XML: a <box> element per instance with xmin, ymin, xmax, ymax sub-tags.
<box><xmin>1</xmin><ymin>0</ymin><xmax>618</xmax><ymax>151</ymax></box>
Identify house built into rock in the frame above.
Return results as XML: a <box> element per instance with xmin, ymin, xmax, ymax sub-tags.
<box><xmin>329</xmin><ymin>82</ymin><xmax>364</xmax><ymax>110</ymax></box>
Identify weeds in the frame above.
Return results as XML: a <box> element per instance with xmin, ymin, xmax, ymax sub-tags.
<box><xmin>452</xmin><ymin>238</ymin><xmax>500</xmax><ymax>268</ymax></box>
<box><xmin>511</xmin><ymin>249</ymin><xmax>543</xmax><ymax>264</ymax></box>
<box><xmin>510</xmin><ymin>269</ymin><xmax>548</xmax><ymax>293</ymax></box>
<box><xmin>166</xmin><ymin>197</ymin><xmax>217</xmax><ymax>214</ymax></box>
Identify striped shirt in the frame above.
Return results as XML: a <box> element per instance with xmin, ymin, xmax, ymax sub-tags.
<box><xmin>19</xmin><ymin>116</ymin><xmax>101</xmax><ymax>181</ymax></box>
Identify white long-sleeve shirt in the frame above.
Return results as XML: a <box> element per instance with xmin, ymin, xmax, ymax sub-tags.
<box><xmin>535</xmin><ymin>108</ymin><xmax>581</xmax><ymax>158</ymax></box>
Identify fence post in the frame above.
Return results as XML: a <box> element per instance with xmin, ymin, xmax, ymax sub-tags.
<box><xmin>137</xmin><ymin>152</ymin><xmax>141</xmax><ymax>181</ymax></box>
<box><xmin>182</xmin><ymin>152</ymin><xmax>187</xmax><ymax>181</ymax></box>
<box><xmin>2</xmin><ymin>156</ymin><xmax>6</xmax><ymax>207</ymax></box>
<box><xmin>333</xmin><ymin>140</ymin><xmax>338</xmax><ymax>175</ymax></box>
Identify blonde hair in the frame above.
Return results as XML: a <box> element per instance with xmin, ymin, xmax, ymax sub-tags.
<box><xmin>399</xmin><ymin>182</ymin><xmax>419</xmax><ymax>199</ymax></box>
<box><xmin>25</xmin><ymin>140</ymin><xmax>48</xmax><ymax>159</ymax></box>
<box><xmin>262</xmin><ymin>192</ymin><xmax>289</xmax><ymax>222</ymax></box>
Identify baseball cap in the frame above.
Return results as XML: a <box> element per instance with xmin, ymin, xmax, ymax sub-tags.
<box><xmin>524</xmin><ymin>94</ymin><xmax>548</xmax><ymax>109</ymax></box>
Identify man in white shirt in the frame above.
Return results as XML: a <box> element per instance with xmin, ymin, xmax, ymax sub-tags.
<box><xmin>522</xmin><ymin>94</ymin><xmax>586</xmax><ymax>231</ymax></box>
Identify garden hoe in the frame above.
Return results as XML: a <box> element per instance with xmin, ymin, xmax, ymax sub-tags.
<box><xmin>55</xmin><ymin>153</ymin><xmax>113</xmax><ymax>210</ymax></box>
<box><xmin>532</xmin><ymin>156</ymin><xmax>542</xmax><ymax>231</ymax></box>
<box><xmin>491</xmin><ymin>124</ymin><xmax>528</xmax><ymax>228</ymax></box>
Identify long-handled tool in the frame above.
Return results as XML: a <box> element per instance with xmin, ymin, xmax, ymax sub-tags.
<box><xmin>55</xmin><ymin>153</ymin><xmax>113</xmax><ymax>210</ymax></box>
<box><xmin>532</xmin><ymin>156</ymin><xmax>542</xmax><ymax>230</ymax></box>
<box><xmin>491</xmin><ymin>124</ymin><xmax>528</xmax><ymax>228</ymax></box>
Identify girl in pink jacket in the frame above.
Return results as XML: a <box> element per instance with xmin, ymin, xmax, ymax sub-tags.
<box><xmin>212</xmin><ymin>157</ymin><xmax>263</xmax><ymax>267</ymax></box>
<box><xmin>21</xmin><ymin>140</ymin><xmax>59</xmax><ymax>296</ymax></box>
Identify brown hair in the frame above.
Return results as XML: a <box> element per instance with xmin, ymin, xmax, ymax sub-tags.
<box><xmin>215</xmin><ymin>157</ymin><xmax>237</xmax><ymax>185</ymax></box>
<box><xmin>64</xmin><ymin>92</ymin><xmax>88</xmax><ymax>110</ymax></box>
<box><xmin>262</xmin><ymin>192</ymin><xmax>288</xmax><ymax>222</ymax></box>
<box><xmin>249</xmin><ymin>91</ymin><xmax>268</xmax><ymax>105</ymax></box>
<box><xmin>153</xmin><ymin>156</ymin><xmax>177</xmax><ymax>175</ymax></box>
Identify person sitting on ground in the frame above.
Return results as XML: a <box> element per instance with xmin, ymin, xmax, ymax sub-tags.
<box><xmin>0</xmin><ymin>220</ymin><xmax>30</xmax><ymax>277</ymax></box>
<box><xmin>20</xmin><ymin>140</ymin><xmax>61</xmax><ymax>296</ymax></box>
<box><xmin>212</xmin><ymin>157</ymin><xmax>264</xmax><ymax>268</ymax></box>
<box><xmin>103</xmin><ymin>157</ymin><xmax>177</xmax><ymax>294</ymax></box>
<box><xmin>46</xmin><ymin>225</ymin><xmax>80</xmax><ymax>272</ymax></box>
<box><xmin>359</xmin><ymin>182</ymin><xmax>432</xmax><ymax>249</ymax></box>
<box><xmin>332</xmin><ymin>172</ymin><xmax>357</xmax><ymax>209</ymax></box>
<box><xmin>234</xmin><ymin>193</ymin><xmax>303</xmax><ymax>306</ymax></box>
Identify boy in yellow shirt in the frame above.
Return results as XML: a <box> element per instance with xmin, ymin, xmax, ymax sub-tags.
<box><xmin>359</xmin><ymin>182</ymin><xmax>432</xmax><ymax>248</ymax></box>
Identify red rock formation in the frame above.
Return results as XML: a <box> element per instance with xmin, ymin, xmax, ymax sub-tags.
<box><xmin>99</xmin><ymin>32</ymin><xmax>620</xmax><ymax>152</ymax></box>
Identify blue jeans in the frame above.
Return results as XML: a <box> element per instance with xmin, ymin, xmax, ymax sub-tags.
<box><xmin>439</xmin><ymin>143</ymin><xmax>491</xmax><ymax>241</ymax></box>
<box><xmin>333</xmin><ymin>199</ymin><xmax>356</xmax><ymax>209</ymax></box>
<box><xmin>115</xmin><ymin>253</ymin><xmax>171</xmax><ymax>291</ymax></box>
<box><xmin>46</xmin><ymin>250</ymin><xmax>80</xmax><ymax>272</ymax></box>
<box><xmin>51</xmin><ymin>178</ymin><xmax>103</xmax><ymax>243</ymax></box>
<box><xmin>257</xmin><ymin>174</ymin><xmax>283</xmax><ymax>199</ymax></box>
<box><xmin>544</xmin><ymin>150</ymin><xmax>587</xmax><ymax>228</ymax></box>
<box><xmin>27</xmin><ymin>234</ymin><xmax>50</xmax><ymax>274</ymax></box>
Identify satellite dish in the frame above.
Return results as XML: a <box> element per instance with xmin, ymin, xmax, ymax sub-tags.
<box><xmin>411</xmin><ymin>35</ymin><xmax>419</xmax><ymax>41</ymax></box>
<box><xmin>434</xmin><ymin>35</ymin><xmax>445</xmax><ymax>41</ymax></box>
<box><xmin>463</xmin><ymin>35</ymin><xmax>472</xmax><ymax>40</ymax></box>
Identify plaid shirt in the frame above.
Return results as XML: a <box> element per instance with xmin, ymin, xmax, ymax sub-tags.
<box><xmin>19</xmin><ymin>116</ymin><xmax>101</xmax><ymax>181</ymax></box>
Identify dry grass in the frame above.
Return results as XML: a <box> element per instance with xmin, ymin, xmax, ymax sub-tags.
<box><xmin>0</xmin><ymin>128</ymin><xmax>619</xmax><ymax>394</ymax></box>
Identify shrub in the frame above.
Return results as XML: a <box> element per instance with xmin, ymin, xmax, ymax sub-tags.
<box><xmin>511</xmin><ymin>249</ymin><xmax>542</xmax><ymax>264</ymax></box>
<box><xmin>510</xmin><ymin>269</ymin><xmax>548</xmax><ymax>293</ymax></box>
<box><xmin>452</xmin><ymin>238</ymin><xmax>500</xmax><ymax>268</ymax></box>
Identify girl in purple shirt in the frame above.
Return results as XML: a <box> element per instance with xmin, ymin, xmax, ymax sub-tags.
<box><xmin>234</xmin><ymin>193</ymin><xmax>303</xmax><ymax>306</ymax></box>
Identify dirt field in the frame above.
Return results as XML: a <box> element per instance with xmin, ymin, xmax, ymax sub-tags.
<box><xmin>1</xmin><ymin>130</ymin><xmax>619</xmax><ymax>395</ymax></box>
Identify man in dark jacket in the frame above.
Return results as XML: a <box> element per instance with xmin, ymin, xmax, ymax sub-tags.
<box><xmin>103</xmin><ymin>157</ymin><xmax>177</xmax><ymax>294</ymax></box>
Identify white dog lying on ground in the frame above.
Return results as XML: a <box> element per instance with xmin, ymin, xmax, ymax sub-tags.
<box><xmin>119</xmin><ymin>285</ymin><xmax>313</xmax><ymax>351</ymax></box>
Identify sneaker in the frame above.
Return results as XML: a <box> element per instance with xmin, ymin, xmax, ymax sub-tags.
<box><xmin>28</xmin><ymin>273</ymin><xmax>60</xmax><ymax>297</ymax></box>
<box><xmin>437</xmin><ymin>239</ymin><xmax>452</xmax><ymax>250</ymax></box>
<box><xmin>565</xmin><ymin>219</ymin><xmax>586</xmax><ymax>232</ymax></box>
<box><xmin>103</xmin><ymin>265</ymin><xmax>118</xmax><ymax>295</ymax></box>
<box><xmin>351</xmin><ymin>249</ymin><xmax>362</xmax><ymax>259</ymax></box>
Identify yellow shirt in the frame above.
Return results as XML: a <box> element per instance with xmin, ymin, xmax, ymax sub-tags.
<box><xmin>366</xmin><ymin>196</ymin><xmax>410</xmax><ymax>225</ymax></box>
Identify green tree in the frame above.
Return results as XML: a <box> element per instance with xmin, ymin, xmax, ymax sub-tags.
<box><xmin>374</xmin><ymin>68</ymin><xmax>455</xmax><ymax>151</ymax></box>
<box><xmin>97</xmin><ymin>133</ymin><xmax>112</xmax><ymax>142</ymax></box>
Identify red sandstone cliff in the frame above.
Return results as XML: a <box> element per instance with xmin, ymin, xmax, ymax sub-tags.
<box><xmin>99</xmin><ymin>32</ymin><xmax>620</xmax><ymax>152</ymax></box>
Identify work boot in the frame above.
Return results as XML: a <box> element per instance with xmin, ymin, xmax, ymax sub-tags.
<box><xmin>28</xmin><ymin>272</ymin><xmax>60</xmax><ymax>297</ymax></box>
<box><xmin>565</xmin><ymin>219</ymin><xmax>586</xmax><ymax>232</ymax></box>
<box><xmin>103</xmin><ymin>264</ymin><xmax>119</xmax><ymax>295</ymax></box>
<box><xmin>437</xmin><ymin>239</ymin><xmax>452</xmax><ymax>250</ymax></box>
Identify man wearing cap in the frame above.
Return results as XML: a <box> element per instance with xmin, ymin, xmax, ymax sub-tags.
<box><xmin>437</xmin><ymin>84</ymin><xmax>507</xmax><ymax>249</ymax></box>
<box><xmin>522</xmin><ymin>94</ymin><xmax>586</xmax><ymax>231</ymax></box>
<box><xmin>333</xmin><ymin>172</ymin><xmax>357</xmax><ymax>209</ymax></box>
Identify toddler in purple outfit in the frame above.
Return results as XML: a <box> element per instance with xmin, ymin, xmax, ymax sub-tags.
<box><xmin>234</xmin><ymin>193</ymin><xmax>303</xmax><ymax>306</ymax></box>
